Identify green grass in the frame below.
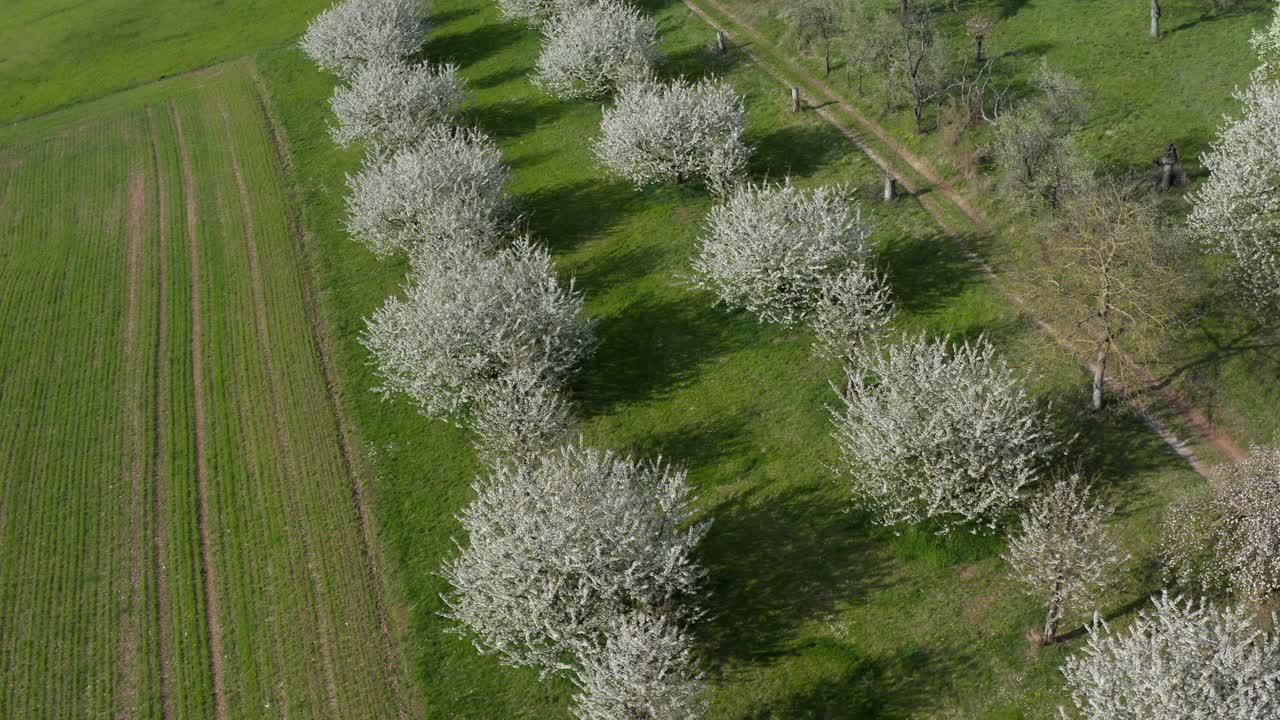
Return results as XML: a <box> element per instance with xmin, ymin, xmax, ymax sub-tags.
<box><xmin>0</xmin><ymin>60</ymin><xmax>408</xmax><ymax>718</ymax></box>
<box><xmin>260</xmin><ymin>0</ymin><xmax>1202</xmax><ymax>716</ymax></box>
<box><xmin>0</xmin><ymin>0</ymin><xmax>330</xmax><ymax>125</ymax></box>
<box><xmin>695</xmin><ymin>0</ymin><xmax>1280</xmax><ymax>451</ymax></box>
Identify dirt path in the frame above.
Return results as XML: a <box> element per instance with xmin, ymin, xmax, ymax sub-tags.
<box><xmin>116</xmin><ymin>165</ymin><xmax>146</xmax><ymax>718</ymax></box>
<box><xmin>216</xmin><ymin>101</ymin><xmax>343</xmax><ymax>718</ymax></box>
<box><xmin>144</xmin><ymin>107</ymin><xmax>173</xmax><ymax>720</ymax></box>
<box><xmin>170</xmin><ymin>102</ymin><xmax>228</xmax><ymax>720</ymax></box>
<box><xmin>683</xmin><ymin>0</ymin><xmax>1246</xmax><ymax>475</ymax></box>
<box><xmin>249</xmin><ymin>64</ymin><xmax>418</xmax><ymax>720</ymax></box>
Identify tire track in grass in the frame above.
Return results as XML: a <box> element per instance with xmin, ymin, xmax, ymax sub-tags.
<box><xmin>116</xmin><ymin>162</ymin><xmax>147</xmax><ymax>719</ymax></box>
<box><xmin>170</xmin><ymin>101</ymin><xmax>228</xmax><ymax>720</ymax></box>
<box><xmin>249</xmin><ymin>66</ymin><xmax>417</xmax><ymax>720</ymax></box>
<box><xmin>216</xmin><ymin>99</ymin><xmax>342</xmax><ymax>718</ymax></box>
<box><xmin>144</xmin><ymin>106</ymin><xmax>172</xmax><ymax>720</ymax></box>
<box><xmin>682</xmin><ymin>0</ymin><xmax>1234</xmax><ymax>476</ymax></box>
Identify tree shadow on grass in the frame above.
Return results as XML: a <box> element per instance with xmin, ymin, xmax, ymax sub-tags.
<box><xmin>470</xmin><ymin>65</ymin><xmax>529</xmax><ymax>90</ymax></box>
<box><xmin>699</xmin><ymin>483</ymin><xmax>894</xmax><ymax>663</ymax></box>
<box><xmin>428</xmin><ymin>5</ymin><xmax>479</xmax><ymax>27</ymax></box>
<box><xmin>749</xmin><ymin>124</ymin><xmax>850</xmax><ymax>179</ymax></box>
<box><xmin>427</xmin><ymin>22</ymin><xmax>527</xmax><ymax>68</ymax></box>
<box><xmin>518</xmin><ymin>178</ymin><xmax>644</xmax><ymax>253</ymax></box>
<box><xmin>726</xmin><ymin>637</ymin><xmax>976</xmax><ymax>719</ymax></box>
<box><xmin>469</xmin><ymin>96</ymin><xmax>568</xmax><ymax>138</ymax></box>
<box><xmin>573</xmin><ymin>292</ymin><xmax>749</xmax><ymax>417</ymax></box>
<box><xmin>628</xmin><ymin>412</ymin><xmax>752</xmax><ymax>475</ymax></box>
<box><xmin>1167</xmin><ymin>0</ymin><xmax>1273</xmax><ymax>35</ymax></box>
<box><xmin>879</xmin><ymin>233</ymin><xmax>986</xmax><ymax>317</ymax></box>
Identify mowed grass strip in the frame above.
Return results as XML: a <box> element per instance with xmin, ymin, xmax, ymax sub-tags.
<box><xmin>262</xmin><ymin>0</ymin><xmax>1201</xmax><ymax>716</ymax></box>
<box><xmin>0</xmin><ymin>59</ymin><xmax>408</xmax><ymax>719</ymax></box>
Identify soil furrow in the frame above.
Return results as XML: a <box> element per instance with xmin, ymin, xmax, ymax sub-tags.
<box><xmin>170</xmin><ymin>101</ymin><xmax>228</xmax><ymax>720</ymax></box>
<box><xmin>145</xmin><ymin>106</ymin><xmax>172</xmax><ymax>720</ymax></box>
<box><xmin>216</xmin><ymin>100</ymin><xmax>341</xmax><ymax>718</ymax></box>
<box><xmin>249</xmin><ymin>65</ymin><xmax>417</xmax><ymax>720</ymax></box>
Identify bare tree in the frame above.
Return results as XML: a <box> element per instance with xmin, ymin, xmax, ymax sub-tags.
<box><xmin>1005</xmin><ymin>473</ymin><xmax>1128</xmax><ymax>645</ymax></box>
<box><xmin>837</xmin><ymin>2</ymin><xmax>895</xmax><ymax>97</ymax></box>
<box><xmin>1023</xmin><ymin>179</ymin><xmax>1187</xmax><ymax>411</ymax></box>
<box><xmin>966</xmin><ymin>14</ymin><xmax>995</xmax><ymax>63</ymax></box>
<box><xmin>1061</xmin><ymin>592</ymin><xmax>1280</xmax><ymax>718</ymax></box>
<box><xmin>782</xmin><ymin>0</ymin><xmax>843</xmax><ymax>76</ymax></box>
<box><xmin>991</xmin><ymin>63</ymin><xmax>1091</xmax><ymax>213</ymax></box>
<box><xmin>892</xmin><ymin>6</ymin><xmax>951</xmax><ymax>133</ymax></box>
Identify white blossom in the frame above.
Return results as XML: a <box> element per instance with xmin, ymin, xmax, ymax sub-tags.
<box><xmin>497</xmin><ymin>0</ymin><xmax>590</xmax><ymax>27</ymax></box>
<box><xmin>1005</xmin><ymin>473</ymin><xmax>1128</xmax><ymax>644</ymax></box>
<box><xmin>690</xmin><ymin>180</ymin><xmax>874</xmax><ymax>326</ymax></box>
<box><xmin>345</xmin><ymin>125</ymin><xmax>513</xmax><ymax>257</ymax></box>
<box><xmin>1061</xmin><ymin>592</ymin><xmax>1280</xmax><ymax>719</ymax></box>
<box><xmin>1188</xmin><ymin>79</ymin><xmax>1280</xmax><ymax>310</ymax></box>
<box><xmin>330</xmin><ymin>60</ymin><xmax>465</xmax><ymax>151</ymax></box>
<box><xmin>570</xmin><ymin>611</ymin><xmax>708</xmax><ymax>720</ymax></box>
<box><xmin>1251</xmin><ymin>1</ymin><xmax>1280</xmax><ymax>80</ymax></box>
<box><xmin>1162</xmin><ymin>445</ymin><xmax>1280</xmax><ymax>603</ymax></box>
<box><xmin>811</xmin><ymin>267</ymin><xmax>895</xmax><ymax>359</ymax></box>
<box><xmin>300</xmin><ymin>0</ymin><xmax>427</xmax><ymax>79</ymax></box>
<box><xmin>594</xmin><ymin>77</ymin><xmax>750</xmax><ymax>193</ymax></box>
<box><xmin>362</xmin><ymin>240</ymin><xmax>594</xmax><ymax>422</ymax></box>
<box><xmin>831</xmin><ymin>333</ymin><xmax>1059</xmax><ymax>531</ymax></box>
<box><xmin>440</xmin><ymin>440</ymin><xmax>710</xmax><ymax>674</ymax></box>
<box><xmin>534</xmin><ymin>0</ymin><xmax>660</xmax><ymax>100</ymax></box>
<box><xmin>471</xmin><ymin>359</ymin><xmax>577</xmax><ymax>468</ymax></box>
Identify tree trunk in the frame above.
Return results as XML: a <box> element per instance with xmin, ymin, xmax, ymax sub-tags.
<box><xmin>1042</xmin><ymin>594</ymin><xmax>1062</xmax><ymax>646</ymax></box>
<box><xmin>975</xmin><ymin>36</ymin><xmax>984</xmax><ymax>63</ymax></box>
<box><xmin>825</xmin><ymin>47</ymin><xmax>832</xmax><ymax>76</ymax></box>
<box><xmin>1150</xmin><ymin>0</ymin><xmax>1161</xmax><ymax>39</ymax></box>
<box><xmin>791</xmin><ymin>86</ymin><xmax>801</xmax><ymax>113</ymax></box>
<box><xmin>884</xmin><ymin>172</ymin><xmax>897</xmax><ymax>202</ymax></box>
<box><xmin>913</xmin><ymin>99</ymin><xmax>924</xmax><ymax>134</ymax></box>
<box><xmin>1092</xmin><ymin>339</ymin><xmax>1109</xmax><ymax>412</ymax></box>
<box><xmin>900</xmin><ymin>0</ymin><xmax>909</xmax><ymax>18</ymax></box>
<box><xmin>716</xmin><ymin>29</ymin><xmax>726</xmax><ymax>54</ymax></box>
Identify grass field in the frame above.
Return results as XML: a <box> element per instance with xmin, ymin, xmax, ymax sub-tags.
<box><xmin>0</xmin><ymin>0</ymin><xmax>332</xmax><ymax>125</ymax></box>
<box><xmin>1</xmin><ymin>0</ymin><xmax>1259</xmax><ymax>715</ymax></box>
<box><xmin>259</xmin><ymin>0</ymin><xmax>1202</xmax><ymax>716</ymax></box>
<box><xmin>688</xmin><ymin>0</ymin><xmax>1280</xmax><ymax>452</ymax></box>
<box><xmin>0</xmin><ymin>60</ymin><xmax>411</xmax><ymax>718</ymax></box>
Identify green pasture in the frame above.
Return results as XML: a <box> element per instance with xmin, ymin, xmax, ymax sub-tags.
<box><xmin>0</xmin><ymin>61</ymin><xmax>407</xmax><ymax>718</ymax></box>
<box><xmin>261</xmin><ymin>0</ymin><xmax>1201</xmax><ymax>715</ymax></box>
